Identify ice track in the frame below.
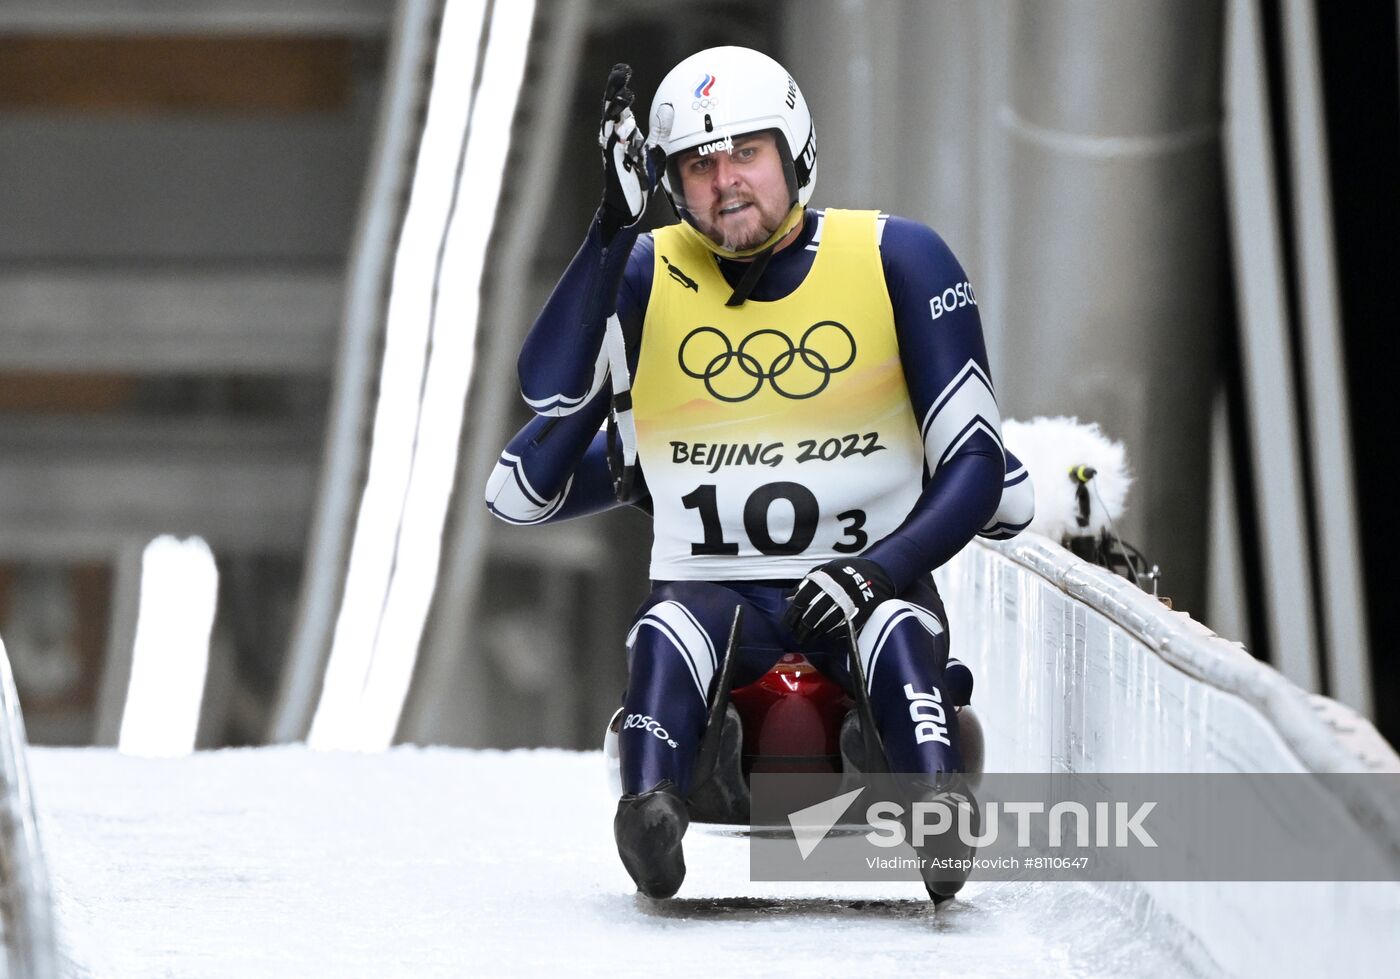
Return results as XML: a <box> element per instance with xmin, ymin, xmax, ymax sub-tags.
<box><xmin>31</xmin><ymin>747</ymin><xmax>1215</xmax><ymax>979</ymax></box>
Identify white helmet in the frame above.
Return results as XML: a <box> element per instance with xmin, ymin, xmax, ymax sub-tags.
<box><xmin>649</xmin><ymin>46</ymin><xmax>817</xmax><ymax>233</ymax></box>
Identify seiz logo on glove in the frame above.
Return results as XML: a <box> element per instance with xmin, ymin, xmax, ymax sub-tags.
<box><xmin>783</xmin><ymin>557</ymin><xmax>895</xmax><ymax>643</ymax></box>
<box><xmin>846</xmin><ymin>566</ymin><xmax>875</xmax><ymax>600</ymax></box>
<box><xmin>599</xmin><ymin>63</ymin><xmax>667</xmax><ymax>242</ymax></box>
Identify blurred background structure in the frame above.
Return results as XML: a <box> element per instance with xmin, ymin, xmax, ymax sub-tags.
<box><xmin>0</xmin><ymin>0</ymin><xmax>1394</xmax><ymax>753</ymax></box>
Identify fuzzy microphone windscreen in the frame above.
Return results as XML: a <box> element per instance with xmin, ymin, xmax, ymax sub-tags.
<box><xmin>1003</xmin><ymin>416</ymin><xmax>1133</xmax><ymax>542</ymax></box>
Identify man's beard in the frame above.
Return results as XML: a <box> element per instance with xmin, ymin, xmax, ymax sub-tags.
<box><xmin>707</xmin><ymin>194</ymin><xmax>778</xmax><ymax>253</ymax></box>
<box><xmin>720</xmin><ymin>222</ymin><xmax>771</xmax><ymax>253</ymax></box>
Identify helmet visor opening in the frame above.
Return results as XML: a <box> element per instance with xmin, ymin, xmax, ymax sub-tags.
<box><xmin>664</xmin><ymin>127</ymin><xmax>799</xmax><ymax>219</ymax></box>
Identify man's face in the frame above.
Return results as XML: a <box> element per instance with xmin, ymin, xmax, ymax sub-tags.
<box><xmin>674</xmin><ymin>131</ymin><xmax>791</xmax><ymax>253</ymax></box>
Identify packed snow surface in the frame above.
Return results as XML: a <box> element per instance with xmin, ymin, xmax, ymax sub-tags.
<box><xmin>29</xmin><ymin>746</ymin><xmax>1213</xmax><ymax>978</ymax></box>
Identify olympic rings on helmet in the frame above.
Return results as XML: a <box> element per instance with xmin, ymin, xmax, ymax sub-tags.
<box><xmin>677</xmin><ymin>321</ymin><xmax>856</xmax><ymax>402</ymax></box>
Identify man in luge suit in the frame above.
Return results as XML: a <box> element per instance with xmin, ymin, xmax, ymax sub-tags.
<box><xmin>486</xmin><ymin>46</ymin><xmax>1033</xmax><ymax>901</ymax></box>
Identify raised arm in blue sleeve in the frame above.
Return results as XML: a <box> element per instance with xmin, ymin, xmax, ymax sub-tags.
<box><xmin>484</xmin><ymin>389</ymin><xmax>651</xmax><ymax>525</ymax></box>
<box><xmin>516</xmin><ymin>214</ymin><xmax>642</xmax><ymax>416</ymax></box>
<box><xmin>489</xmin><ymin>226</ymin><xmax>655</xmax><ymax>523</ymax></box>
<box><xmin>862</xmin><ymin>217</ymin><xmax>1007</xmax><ymax>591</ymax></box>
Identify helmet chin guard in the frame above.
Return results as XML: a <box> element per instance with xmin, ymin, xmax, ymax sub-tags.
<box><xmin>649</xmin><ymin>46</ymin><xmax>817</xmax><ymax>258</ymax></box>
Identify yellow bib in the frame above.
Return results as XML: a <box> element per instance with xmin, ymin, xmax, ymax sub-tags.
<box><xmin>633</xmin><ymin>209</ymin><xmax>925</xmax><ymax>579</ymax></box>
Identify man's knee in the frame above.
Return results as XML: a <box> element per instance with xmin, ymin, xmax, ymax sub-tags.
<box><xmin>627</xmin><ymin>599</ymin><xmax>720</xmax><ymax>701</ymax></box>
<box><xmin>856</xmin><ymin>599</ymin><xmax>946</xmax><ymax>674</ymax></box>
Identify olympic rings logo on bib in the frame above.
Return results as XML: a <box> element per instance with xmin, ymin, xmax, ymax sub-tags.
<box><xmin>678</xmin><ymin>321</ymin><xmax>856</xmax><ymax>402</ymax></box>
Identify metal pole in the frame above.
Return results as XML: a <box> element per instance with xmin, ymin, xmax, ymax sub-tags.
<box><xmin>1281</xmin><ymin>0</ymin><xmax>1372</xmax><ymax>714</ymax></box>
<box><xmin>271</xmin><ymin>0</ymin><xmax>445</xmax><ymax>742</ymax></box>
<box><xmin>400</xmin><ymin>0</ymin><xmax>594</xmax><ymax>744</ymax></box>
<box><xmin>996</xmin><ymin>0</ymin><xmax>1225</xmax><ymax>618</ymax></box>
<box><xmin>1220</xmin><ymin>0</ymin><xmax>1321</xmax><ymax>691</ymax></box>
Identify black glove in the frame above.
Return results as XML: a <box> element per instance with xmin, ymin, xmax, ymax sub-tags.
<box><xmin>783</xmin><ymin>558</ymin><xmax>896</xmax><ymax>643</ymax></box>
<box><xmin>598</xmin><ymin>63</ymin><xmax>660</xmax><ymax>240</ymax></box>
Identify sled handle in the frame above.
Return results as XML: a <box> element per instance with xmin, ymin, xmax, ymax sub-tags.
<box><xmin>689</xmin><ymin>605</ymin><xmax>743</xmax><ymax>797</ymax></box>
<box><xmin>845</xmin><ymin>619</ymin><xmax>888</xmax><ymax>775</ymax></box>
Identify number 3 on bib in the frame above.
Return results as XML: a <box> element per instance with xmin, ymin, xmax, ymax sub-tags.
<box><xmin>680</xmin><ymin>482</ymin><xmax>867</xmax><ymax>557</ymax></box>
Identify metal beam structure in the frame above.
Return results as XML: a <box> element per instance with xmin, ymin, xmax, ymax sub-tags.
<box><xmin>784</xmin><ymin>2</ymin><xmax>1225</xmax><ymax>619</ymax></box>
<box><xmin>92</xmin><ymin>541</ymin><xmax>145</xmax><ymax>747</ymax></box>
<box><xmin>0</xmin><ymin>0</ymin><xmax>393</xmax><ymax>36</ymax></box>
<box><xmin>399</xmin><ymin>0</ymin><xmax>594</xmax><ymax>747</ymax></box>
<box><xmin>0</xmin><ymin>419</ymin><xmax>317</xmax><ymax>559</ymax></box>
<box><xmin>1281</xmin><ymin>0</ymin><xmax>1372</xmax><ymax>715</ymax></box>
<box><xmin>1205</xmin><ymin>391</ymin><xmax>1252</xmax><ymax>648</ymax></box>
<box><xmin>994</xmin><ymin>0</ymin><xmax>1225</xmax><ymax>618</ymax></box>
<box><xmin>0</xmin><ymin>117</ymin><xmax>368</xmax><ymax>264</ymax></box>
<box><xmin>3</xmin><ymin>0</ymin><xmax>1357</xmax><ymax>753</ymax></box>
<box><xmin>0</xmin><ymin>270</ymin><xmax>340</xmax><ymax>375</ymax></box>
<box><xmin>270</xmin><ymin>0</ymin><xmax>444</xmax><ymax>743</ymax></box>
<box><xmin>0</xmin><ymin>0</ymin><xmax>387</xmax><ymax>753</ymax></box>
<box><xmin>1220</xmin><ymin>0</ymin><xmax>1321</xmax><ymax>691</ymax></box>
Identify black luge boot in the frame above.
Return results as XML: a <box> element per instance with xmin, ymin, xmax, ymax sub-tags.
<box><xmin>907</xmin><ymin>778</ymin><xmax>980</xmax><ymax>904</ymax></box>
<box><xmin>614</xmin><ymin>780</ymin><xmax>690</xmax><ymax>899</ymax></box>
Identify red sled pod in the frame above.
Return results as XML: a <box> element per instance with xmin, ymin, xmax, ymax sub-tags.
<box><xmin>604</xmin><ymin>653</ymin><xmax>983</xmax><ymax>826</ymax></box>
<box><xmin>730</xmin><ymin>653</ymin><xmax>851</xmax><ymax>778</ymax></box>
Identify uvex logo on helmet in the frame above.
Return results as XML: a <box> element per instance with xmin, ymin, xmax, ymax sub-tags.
<box><xmin>696</xmin><ymin>137</ymin><xmax>734</xmax><ymax>156</ymax></box>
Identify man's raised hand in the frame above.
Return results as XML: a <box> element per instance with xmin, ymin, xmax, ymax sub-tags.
<box><xmin>599</xmin><ymin>63</ymin><xmax>656</xmax><ymax>239</ymax></box>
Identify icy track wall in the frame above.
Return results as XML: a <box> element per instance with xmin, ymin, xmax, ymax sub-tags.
<box><xmin>936</xmin><ymin>535</ymin><xmax>1400</xmax><ymax>977</ymax></box>
<box><xmin>0</xmin><ymin>636</ymin><xmax>57</xmax><ymax>979</ymax></box>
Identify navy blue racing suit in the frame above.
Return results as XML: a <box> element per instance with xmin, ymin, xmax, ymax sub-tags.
<box><xmin>487</xmin><ymin>208</ymin><xmax>1033</xmax><ymax>795</ymax></box>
